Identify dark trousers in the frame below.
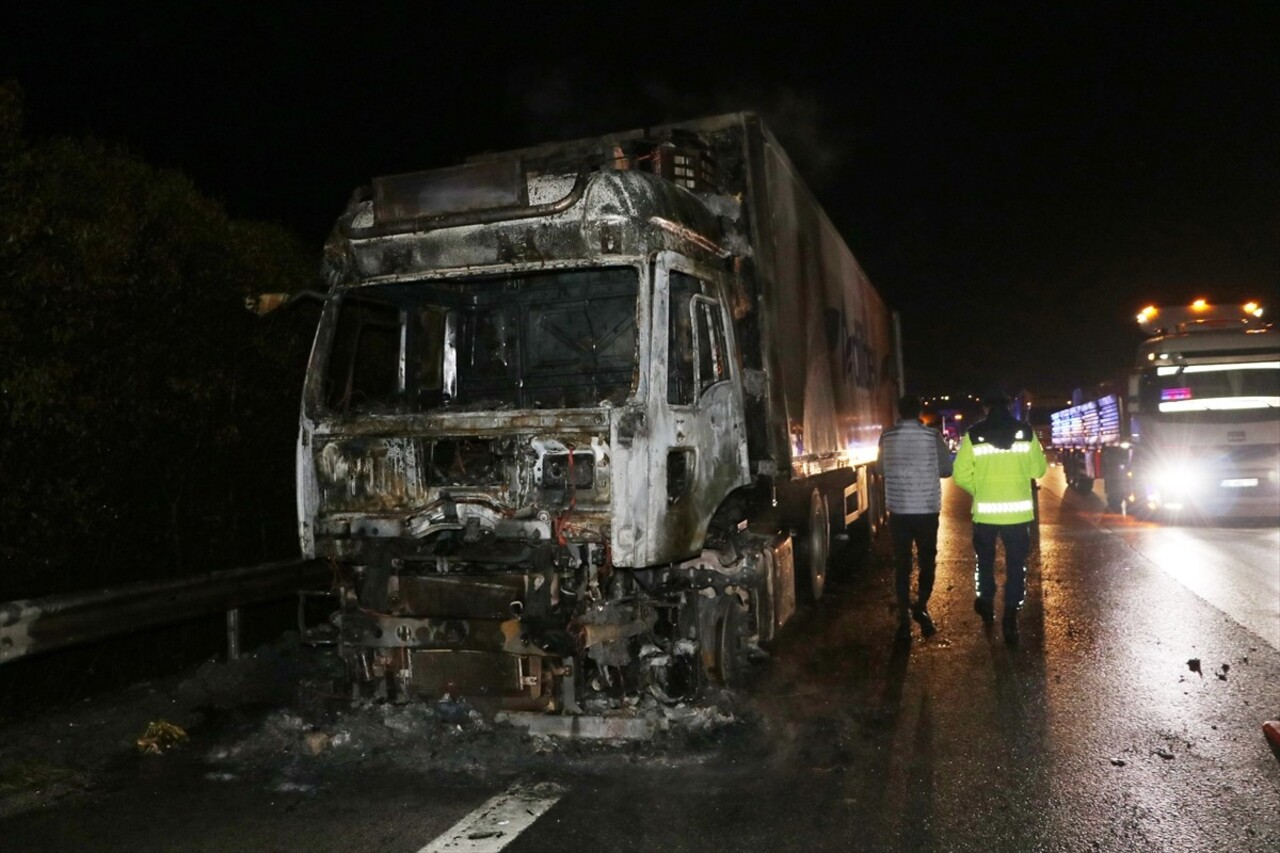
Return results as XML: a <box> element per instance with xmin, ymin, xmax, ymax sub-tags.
<box><xmin>972</xmin><ymin>522</ymin><xmax>1031</xmax><ymax>614</ymax></box>
<box><xmin>890</xmin><ymin>513</ymin><xmax>940</xmax><ymax>614</ymax></box>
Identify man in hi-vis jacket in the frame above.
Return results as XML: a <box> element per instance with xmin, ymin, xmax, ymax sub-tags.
<box><xmin>953</xmin><ymin>387</ymin><xmax>1047</xmax><ymax>644</ymax></box>
<box><xmin>879</xmin><ymin>395</ymin><xmax>953</xmax><ymax>642</ymax></box>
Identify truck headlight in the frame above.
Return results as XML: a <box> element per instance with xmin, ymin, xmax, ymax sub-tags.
<box><xmin>1152</xmin><ymin>461</ymin><xmax>1207</xmax><ymax>498</ymax></box>
<box><xmin>540</xmin><ymin>452</ymin><xmax>595</xmax><ymax>489</ymax></box>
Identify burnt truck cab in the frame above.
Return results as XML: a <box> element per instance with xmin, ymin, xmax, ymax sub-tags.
<box><xmin>299</xmin><ymin>141</ymin><xmax>783</xmax><ymax>710</ymax></box>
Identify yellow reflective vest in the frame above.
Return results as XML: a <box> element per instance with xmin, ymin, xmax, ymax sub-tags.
<box><xmin>953</xmin><ymin>412</ymin><xmax>1048</xmax><ymax>524</ymax></box>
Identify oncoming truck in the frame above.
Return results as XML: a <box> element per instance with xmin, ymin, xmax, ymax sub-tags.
<box><xmin>271</xmin><ymin>113</ymin><xmax>900</xmax><ymax>712</ymax></box>
<box><xmin>1052</xmin><ymin>300</ymin><xmax>1279</xmax><ymax>519</ymax></box>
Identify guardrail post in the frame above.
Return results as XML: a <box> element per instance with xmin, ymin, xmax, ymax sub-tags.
<box><xmin>226</xmin><ymin>607</ymin><xmax>241</xmax><ymax>661</ymax></box>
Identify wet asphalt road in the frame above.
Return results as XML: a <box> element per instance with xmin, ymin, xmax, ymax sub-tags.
<box><xmin>3</xmin><ymin>467</ymin><xmax>1278</xmax><ymax>852</ymax></box>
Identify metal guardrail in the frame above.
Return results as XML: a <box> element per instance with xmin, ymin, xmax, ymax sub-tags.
<box><xmin>0</xmin><ymin>559</ymin><xmax>331</xmax><ymax>665</ymax></box>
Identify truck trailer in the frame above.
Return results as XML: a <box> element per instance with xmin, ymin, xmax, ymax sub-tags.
<box><xmin>1051</xmin><ymin>300</ymin><xmax>1279</xmax><ymax>519</ymax></box>
<box><xmin>277</xmin><ymin>113</ymin><xmax>900</xmax><ymax>712</ymax></box>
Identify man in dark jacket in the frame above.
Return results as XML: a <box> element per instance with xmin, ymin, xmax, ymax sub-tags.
<box><xmin>878</xmin><ymin>395</ymin><xmax>954</xmax><ymax>641</ymax></box>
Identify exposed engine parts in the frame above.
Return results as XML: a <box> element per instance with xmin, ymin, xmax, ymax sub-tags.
<box><xmin>327</xmin><ymin>529</ymin><xmax>784</xmax><ymax>712</ymax></box>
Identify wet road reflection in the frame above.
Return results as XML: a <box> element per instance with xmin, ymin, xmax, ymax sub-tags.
<box><xmin>3</xmin><ymin>466</ymin><xmax>1276</xmax><ymax>852</ymax></box>
<box><xmin>1039</xmin><ymin>465</ymin><xmax>1280</xmax><ymax>649</ymax></box>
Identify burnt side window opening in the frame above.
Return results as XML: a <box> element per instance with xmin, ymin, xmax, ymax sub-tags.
<box><xmin>667</xmin><ymin>273</ymin><xmax>697</xmax><ymax>405</ymax></box>
<box><xmin>321</xmin><ymin>268</ymin><xmax>639</xmax><ymax>414</ymax></box>
<box><xmin>667</xmin><ymin>270</ymin><xmax>727</xmax><ymax>406</ymax></box>
<box><xmin>693</xmin><ymin>294</ymin><xmax>729</xmax><ymax>393</ymax></box>
<box><xmin>324</xmin><ymin>297</ymin><xmax>403</xmax><ymax>413</ymax></box>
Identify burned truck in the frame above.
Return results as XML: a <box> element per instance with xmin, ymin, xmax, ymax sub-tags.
<box><xmin>289</xmin><ymin>113</ymin><xmax>900</xmax><ymax>712</ymax></box>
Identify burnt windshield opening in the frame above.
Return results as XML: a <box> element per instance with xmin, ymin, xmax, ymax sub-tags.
<box><xmin>1139</xmin><ymin>356</ymin><xmax>1280</xmax><ymax>414</ymax></box>
<box><xmin>322</xmin><ymin>267</ymin><xmax>640</xmax><ymax>414</ymax></box>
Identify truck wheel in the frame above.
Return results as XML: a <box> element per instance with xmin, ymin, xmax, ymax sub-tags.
<box><xmin>799</xmin><ymin>488</ymin><xmax>830</xmax><ymax>602</ymax></box>
<box><xmin>712</xmin><ymin>596</ymin><xmax>748</xmax><ymax>688</ymax></box>
<box><xmin>1124</xmin><ymin>498</ymin><xmax>1156</xmax><ymax>522</ymax></box>
<box><xmin>750</xmin><ymin>543</ymin><xmax>778</xmax><ymax>645</ymax></box>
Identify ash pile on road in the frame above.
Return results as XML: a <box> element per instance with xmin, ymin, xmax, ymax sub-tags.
<box><xmin>0</xmin><ymin>632</ymin><xmax>753</xmax><ymax>815</ymax></box>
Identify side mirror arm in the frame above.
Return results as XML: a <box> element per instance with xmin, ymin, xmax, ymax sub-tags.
<box><xmin>245</xmin><ymin>290</ymin><xmax>326</xmax><ymax>316</ymax></box>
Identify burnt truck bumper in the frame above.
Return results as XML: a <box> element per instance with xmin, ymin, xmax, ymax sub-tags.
<box><xmin>341</xmin><ymin>622</ymin><xmax>571</xmax><ymax>713</ymax></box>
<box><xmin>331</xmin><ymin>572</ymin><xmax>580</xmax><ymax>712</ymax></box>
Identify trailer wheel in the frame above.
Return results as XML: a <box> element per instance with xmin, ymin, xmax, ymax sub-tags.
<box><xmin>799</xmin><ymin>488</ymin><xmax>830</xmax><ymax>602</ymax></box>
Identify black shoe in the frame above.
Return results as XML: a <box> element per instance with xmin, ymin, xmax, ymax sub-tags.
<box><xmin>974</xmin><ymin>597</ymin><xmax>994</xmax><ymax>626</ymax></box>
<box><xmin>1003</xmin><ymin>612</ymin><xmax>1019</xmax><ymax>645</ymax></box>
<box><xmin>911</xmin><ymin>605</ymin><xmax>937</xmax><ymax>637</ymax></box>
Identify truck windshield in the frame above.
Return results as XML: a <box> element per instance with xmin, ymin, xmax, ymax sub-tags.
<box><xmin>322</xmin><ymin>267</ymin><xmax>640</xmax><ymax>413</ymax></box>
<box><xmin>1141</xmin><ymin>358</ymin><xmax>1280</xmax><ymax>413</ymax></box>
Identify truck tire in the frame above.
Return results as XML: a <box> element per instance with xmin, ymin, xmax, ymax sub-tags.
<box><xmin>750</xmin><ymin>543</ymin><xmax>778</xmax><ymax>645</ymax></box>
<box><xmin>1124</xmin><ymin>497</ymin><xmax>1157</xmax><ymax>522</ymax></box>
<box><xmin>712</xmin><ymin>596</ymin><xmax>748</xmax><ymax>688</ymax></box>
<box><xmin>799</xmin><ymin>488</ymin><xmax>830</xmax><ymax>602</ymax></box>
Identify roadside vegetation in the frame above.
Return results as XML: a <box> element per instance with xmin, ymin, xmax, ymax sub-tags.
<box><xmin>0</xmin><ymin>80</ymin><xmax>317</xmax><ymax>601</ymax></box>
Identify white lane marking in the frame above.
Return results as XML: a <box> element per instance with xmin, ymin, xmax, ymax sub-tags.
<box><xmin>419</xmin><ymin>780</ymin><xmax>567</xmax><ymax>853</ymax></box>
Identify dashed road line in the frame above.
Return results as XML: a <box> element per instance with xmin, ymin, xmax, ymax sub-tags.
<box><xmin>419</xmin><ymin>780</ymin><xmax>567</xmax><ymax>852</ymax></box>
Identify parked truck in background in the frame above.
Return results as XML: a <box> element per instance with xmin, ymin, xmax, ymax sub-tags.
<box><xmin>1051</xmin><ymin>300</ymin><xmax>1279</xmax><ymax>519</ymax></box>
<box><xmin>268</xmin><ymin>113</ymin><xmax>900</xmax><ymax>712</ymax></box>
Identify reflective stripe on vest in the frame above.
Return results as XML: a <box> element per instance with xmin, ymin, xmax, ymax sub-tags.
<box><xmin>976</xmin><ymin>500</ymin><xmax>1034</xmax><ymax>515</ymax></box>
<box><xmin>971</xmin><ymin>442</ymin><xmax>1034</xmax><ymax>456</ymax></box>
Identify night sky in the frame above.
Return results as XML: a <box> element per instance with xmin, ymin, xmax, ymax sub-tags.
<box><xmin>4</xmin><ymin>2</ymin><xmax>1277</xmax><ymax>402</ymax></box>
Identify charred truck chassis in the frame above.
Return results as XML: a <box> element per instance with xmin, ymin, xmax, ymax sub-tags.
<box><xmin>294</xmin><ymin>114</ymin><xmax>897</xmax><ymax>712</ymax></box>
<box><xmin>326</xmin><ymin>520</ymin><xmax>798</xmax><ymax>711</ymax></box>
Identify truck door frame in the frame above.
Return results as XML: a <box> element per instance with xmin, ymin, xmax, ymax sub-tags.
<box><xmin>644</xmin><ymin>251</ymin><xmax>751</xmax><ymax>563</ymax></box>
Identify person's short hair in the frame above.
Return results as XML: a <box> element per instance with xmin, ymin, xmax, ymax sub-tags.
<box><xmin>897</xmin><ymin>395</ymin><xmax>922</xmax><ymax>419</ymax></box>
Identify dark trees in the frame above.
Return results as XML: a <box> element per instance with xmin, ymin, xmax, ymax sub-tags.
<box><xmin>0</xmin><ymin>81</ymin><xmax>318</xmax><ymax>599</ymax></box>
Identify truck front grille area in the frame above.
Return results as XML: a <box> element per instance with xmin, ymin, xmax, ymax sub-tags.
<box><xmin>316</xmin><ymin>436</ymin><xmax>426</xmax><ymax>511</ymax></box>
<box><xmin>1205</xmin><ymin>445</ymin><xmax>1279</xmax><ymax>500</ymax></box>
<box><xmin>428</xmin><ymin>438</ymin><xmax>506</xmax><ymax>486</ymax></box>
<box><xmin>1145</xmin><ymin>443</ymin><xmax>1280</xmax><ymax>516</ymax></box>
<box><xmin>314</xmin><ymin>434</ymin><xmax>609</xmax><ymax>514</ymax></box>
<box><xmin>316</xmin><ymin>437</ymin><xmax>510</xmax><ymax>513</ymax></box>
